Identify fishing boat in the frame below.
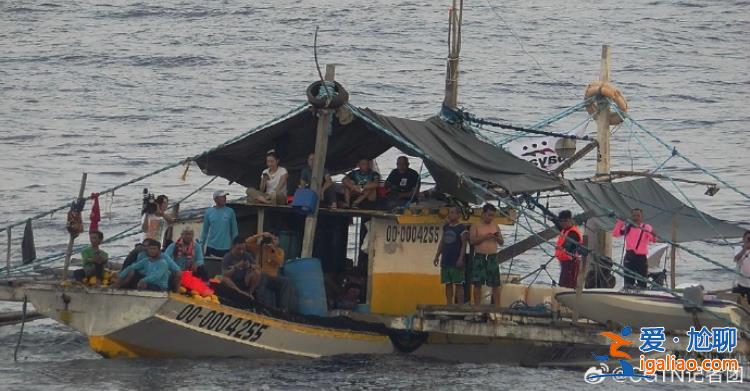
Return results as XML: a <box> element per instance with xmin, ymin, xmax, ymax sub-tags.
<box><xmin>2</xmin><ymin>1</ymin><xmax>749</xmax><ymax>367</ymax></box>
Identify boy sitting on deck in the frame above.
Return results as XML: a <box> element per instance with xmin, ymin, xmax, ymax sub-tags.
<box><xmin>113</xmin><ymin>239</ymin><xmax>171</xmax><ymax>291</ymax></box>
<box><xmin>73</xmin><ymin>230</ymin><xmax>109</xmax><ymax>285</ymax></box>
<box><xmin>433</xmin><ymin>206</ymin><xmax>467</xmax><ymax>305</ymax></box>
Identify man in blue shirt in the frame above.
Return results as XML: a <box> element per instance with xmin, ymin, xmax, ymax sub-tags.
<box><xmin>114</xmin><ymin>239</ymin><xmax>171</xmax><ymax>291</ymax></box>
<box><xmin>200</xmin><ymin>190</ymin><xmax>238</xmax><ymax>257</ymax></box>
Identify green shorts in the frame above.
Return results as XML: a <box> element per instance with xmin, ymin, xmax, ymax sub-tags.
<box><xmin>471</xmin><ymin>253</ymin><xmax>501</xmax><ymax>287</ymax></box>
<box><xmin>441</xmin><ymin>266</ymin><xmax>464</xmax><ymax>284</ymax></box>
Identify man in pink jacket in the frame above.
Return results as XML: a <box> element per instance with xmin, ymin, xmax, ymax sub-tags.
<box><xmin>612</xmin><ymin>208</ymin><xmax>656</xmax><ymax>288</ymax></box>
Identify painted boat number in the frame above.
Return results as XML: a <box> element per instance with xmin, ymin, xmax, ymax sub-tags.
<box><xmin>175</xmin><ymin>304</ymin><xmax>268</xmax><ymax>342</ymax></box>
<box><xmin>385</xmin><ymin>224</ymin><xmax>440</xmax><ymax>244</ymax></box>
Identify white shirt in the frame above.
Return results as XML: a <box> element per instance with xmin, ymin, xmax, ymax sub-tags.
<box><xmin>734</xmin><ymin>246</ymin><xmax>750</xmax><ymax>288</ymax></box>
<box><xmin>142</xmin><ymin>213</ymin><xmax>165</xmax><ymax>242</ymax></box>
<box><xmin>261</xmin><ymin>167</ymin><xmax>288</xmax><ymax>197</ymax></box>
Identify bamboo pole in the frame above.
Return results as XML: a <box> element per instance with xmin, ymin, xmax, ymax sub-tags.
<box><xmin>443</xmin><ymin>0</ymin><xmax>462</xmax><ymax>109</ymax></box>
<box><xmin>670</xmin><ymin>219</ymin><xmax>678</xmax><ymax>288</ymax></box>
<box><xmin>301</xmin><ymin>65</ymin><xmax>336</xmax><ymax>258</ymax></box>
<box><xmin>61</xmin><ymin>173</ymin><xmax>88</xmax><ymax>282</ymax></box>
<box><xmin>5</xmin><ymin>228</ymin><xmax>10</xmax><ymax>277</ymax></box>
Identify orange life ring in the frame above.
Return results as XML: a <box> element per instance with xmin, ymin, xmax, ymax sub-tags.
<box><xmin>584</xmin><ymin>81</ymin><xmax>628</xmax><ymax>125</ymax></box>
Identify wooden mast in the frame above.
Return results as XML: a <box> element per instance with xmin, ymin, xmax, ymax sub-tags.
<box><xmin>443</xmin><ymin>0</ymin><xmax>463</xmax><ymax>109</ymax></box>
<box><xmin>62</xmin><ymin>173</ymin><xmax>87</xmax><ymax>282</ymax></box>
<box><xmin>301</xmin><ymin>65</ymin><xmax>336</xmax><ymax>258</ymax></box>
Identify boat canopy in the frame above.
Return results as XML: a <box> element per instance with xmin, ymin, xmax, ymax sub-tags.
<box><xmin>566</xmin><ymin>178</ymin><xmax>746</xmax><ymax>242</ymax></box>
<box><xmin>195</xmin><ymin>106</ymin><xmax>562</xmax><ymax>201</ymax></box>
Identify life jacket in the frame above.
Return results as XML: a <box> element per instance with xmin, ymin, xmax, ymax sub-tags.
<box><xmin>555</xmin><ymin>225</ymin><xmax>583</xmax><ymax>262</ymax></box>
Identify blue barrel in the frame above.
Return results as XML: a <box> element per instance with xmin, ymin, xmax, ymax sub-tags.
<box><xmin>283</xmin><ymin>257</ymin><xmax>328</xmax><ymax>316</ymax></box>
<box><xmin>291</xmin><ymin>188</ymin><xmax>318</xmax><ymax>215</ymax></box>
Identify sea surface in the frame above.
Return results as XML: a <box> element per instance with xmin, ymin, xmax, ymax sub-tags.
<box><xmin>1</xmin><ymin>0</ymin><xmax>748</xmax><ymax>389</ymax></box>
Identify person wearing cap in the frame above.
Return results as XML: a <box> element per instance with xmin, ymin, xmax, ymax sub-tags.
<box><xmin>200</xmin><ymin>190</ymin><xmax>238</xmax><ymax>257</ymax></box>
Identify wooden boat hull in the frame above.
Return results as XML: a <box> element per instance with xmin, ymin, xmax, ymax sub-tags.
<box><xmin>23</xmin><ymin>284</ymin><xmax>393</xmax><ymax>359</ymax></box>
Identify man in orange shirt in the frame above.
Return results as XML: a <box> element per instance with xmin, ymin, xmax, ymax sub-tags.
<box><xmin>245</xmin><ymin>232</ymin><xmax>296</xmax><ymax>312</ymax></box>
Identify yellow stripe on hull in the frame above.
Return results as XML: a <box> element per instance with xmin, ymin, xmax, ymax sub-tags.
<box><xmin>370</xmin><ymin>273</ymin><xmax>446</xmax><ymax>315</ymax></box>
<box><xmin>88</xmin><ymin>336</ymin><xmax>171</xmax><ymax>359</ymax></box>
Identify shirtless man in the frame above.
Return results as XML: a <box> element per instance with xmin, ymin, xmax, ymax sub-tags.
<box><xmin>469</xmin><ymin>204</ymin><xmax>504</xmax><ymax>306</ymax></box>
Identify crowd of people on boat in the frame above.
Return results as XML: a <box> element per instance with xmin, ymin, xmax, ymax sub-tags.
<box><xmin>71</xmin><ymin>148</ymin><xmax>750</xmax><ymax>312</ymax></box>
<box><xmin>245</xmin><ymin>150</ymin><xmax>421</xmax><ymax>210</ymax></box>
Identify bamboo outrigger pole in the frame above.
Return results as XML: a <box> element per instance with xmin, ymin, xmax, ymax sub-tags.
<box><xmin>443</xmin><ymin>0</ymin><xmax>463</xmax><ymax>109</ymax></box>
<box><xmin>61</xmin><ymin>173</ymin><xmax>87</xmax><ymax>282</ymax></box>
<box><xmin>301</xmin><ymin>65</ymin><xmax>336</xmax><ymax>258</ymax></box>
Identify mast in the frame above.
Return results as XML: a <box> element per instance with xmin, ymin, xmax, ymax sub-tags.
<box><xmin>586</xmin><ymin>45</ymin><xmax>613</xmax><ymax>288</ymax></box>
<box><xmin>301</xmin><ymin>65</ymin><xmax>336</xmax><ymax>258</ymax></box>
<box><xmin>443</xmin><ymin>0</ymin><xmax>463</xmax><ymax>109</ymax></box>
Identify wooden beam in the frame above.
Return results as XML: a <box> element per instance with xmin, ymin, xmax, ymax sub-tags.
<box><xmin>553</xmin><ymin>142</ymin><xmax>598</xmax><ymax>175</ymax></box>
<box><xmin>301</xmin><ymin>65</ymin><xmax>336</xmax><ymax>258</ymax></box>
<box><xmin>61</xmin><ymin>173</ymin><xmax>87</xmax><ymax>282</ymax></box>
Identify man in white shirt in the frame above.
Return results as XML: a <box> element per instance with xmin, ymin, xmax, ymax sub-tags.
<box><xmin>733</xmin><ymin>231</ymin><xmax>750</xmax><ymax>301</ymax></box>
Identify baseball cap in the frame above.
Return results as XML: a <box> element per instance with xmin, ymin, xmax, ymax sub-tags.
<box><xmin>212</xmin><ymin>190</ymin><xmax>229</xmax><ymax>199</ymax></box>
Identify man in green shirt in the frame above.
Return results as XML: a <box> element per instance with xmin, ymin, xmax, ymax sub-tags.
<box><xmin>73</xmin><ymin>230</ymin><xmax>109</xmax><ymax>284</ymax></box>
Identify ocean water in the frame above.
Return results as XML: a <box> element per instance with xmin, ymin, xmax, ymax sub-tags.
<box><xmin>1</xmin><ymin>0</ymin><xmax>748</xmax><ymax>389</ymax></box>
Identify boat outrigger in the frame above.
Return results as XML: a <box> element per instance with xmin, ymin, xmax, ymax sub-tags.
<box><xmin>2</xmin><ymin>1</ymin><xmax>749</xmax><ymax>368</ymax></box>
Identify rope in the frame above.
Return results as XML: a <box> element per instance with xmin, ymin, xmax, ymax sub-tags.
<box><xmin>610</xmin><ymin>102</ymin><xmax>750</xmax><ymax>202</ymax></box>
<box><xmin>3</xmin><ymin>175</ymin><xmax>219</xmax><ymax>275</ymax></box>
<box><xmin>444</xmin><ymin>105</ymin><xmax>594</xmax><ymax>141</ymax></box>
<box><xmin>13</xmin><ymin>295</ymin><xmax>28</xmax><ymax>362</ymax></box>
<box><xmin>0</xmin><ymin>103</ymin><xmax>309</xmax><ymax>235</ymax></box>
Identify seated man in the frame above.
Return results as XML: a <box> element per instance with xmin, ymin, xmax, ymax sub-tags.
<box><xmin>114</xmin><ymin>239</ymin><xmax>170</xmax><ymax>291</ymax></box>
<box><xmin>342</xmin><ymin>158</ymin><xmax>380</xmax><ymax>208</ymax></box>
<box><xmin>221</xmin><ymin>237</ymin><xmax>261</xmax><ymax>299</ymax></box>
<box><xmin>299</xmin><ymin>152</ymin><xmax>337</xmax><ymax>208</ymax></box>
<box><xmin>245</xmin><ymin>232</ymin><xmax>297</xmax><ymax>312</ymax></box>
<box><xmin>385</xmin><ymin>156</ymin><xmax>420</xmax><ymax>208</ymax></box>
<box><xmin>164</xmin><ymin>227</ymin><xmax>208</xmax><ymax>280</ymax></box>
<box><xmin>73</xmin><ymin>230</ymin><xmax>109</xmax><ymax>284</ymax></box>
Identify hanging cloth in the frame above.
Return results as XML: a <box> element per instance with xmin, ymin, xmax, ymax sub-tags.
<box><xmin>21</xmin><ymin>219</ymin><xmax>36</xmax><ymax>265</ymax></box>
<box><xmin>66</xmin><ymin>198</ymin><xmax>86</xmax><ymax>238</ymax></box>
<box><xmin>89</xmin><ymin>193</ymin><xmax>101</xmax><ymax>233</ymax></box>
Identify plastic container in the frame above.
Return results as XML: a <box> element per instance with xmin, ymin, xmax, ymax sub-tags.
<box><xmin>283</xmin><ymin>257</ymin><xmax>328</xmax><ymax>316</ymax></box>
<box><xmin>291</xmin><ymin>188</ymin><xmax>318</xmax><ymax>215</ymax></box>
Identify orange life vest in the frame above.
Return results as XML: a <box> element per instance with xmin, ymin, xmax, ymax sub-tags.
<box><xmin>555</xmin><ymin>225</ymin><xmax>583</xmax><ymax>262</ymax></box>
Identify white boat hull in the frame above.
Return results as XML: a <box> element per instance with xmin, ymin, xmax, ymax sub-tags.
<box><xmin>556</xmin><ymin>289</ymin><xmax>750</xmax><ymax>332</ymax></box>
<box><xmin>24</xmin><ymin>284</ymin><xmax>393</xmax><ymax>358</ymax></box>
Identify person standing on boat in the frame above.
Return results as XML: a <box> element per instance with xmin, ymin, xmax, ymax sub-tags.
<box><xmin>554</xmin><ymin>210</ymin><xmax>583</xmax><ymax>289</ymax></box>
<box><xmin>73</xmin><ymin>230</ymin><xmax>109</xmax><ymax>284</ymax></box>
<box><xmin>220</xmin><ymin>237</ymin><xmax>261</xmax><ymax>300</ymax></box>
<box><xmin>200</xmin><ymin>190</ymin><xmax>238</xmax><ymax>258</ymax></box>
<box><xmin>732</xmin><ymin>230</ymin><xmax>750</xmax><ymax>301</ymax></box>
<box><xmin>114</xmin><ymin>239</ymin><xmax>170</xmax><ymax>291</ymax></box>
<box><xmin>164</xmin><ymin>227</ymin><xmax>208</xmax><ymax>280</ymax></box>
<box><xmin>612</xmin><ymin>208</ymin><xmax>656</xmax><ymax>288</ymax></box>
<box><xmin>433</xmin><ymin>206</ymin><xmax>467</xmax><ymax>305</ymax></box>
<box><xmin>469</xmin><ymin>204</ymin><xmax>504</xmax><ymax>306</ymax></box>
<box><xmin>246</xmin><ymin>149</ymin><xmax>289</xmax><ymax>205</ymax></box>
<box><xmin>343</xmin><ymin>158</ymin><xmax>380</xmax><ymax>208</ymax></box>
<box><xmin>141</xmin><ymin>194</ymin><xmax>174</xmax><ymax>243</ymax></box>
